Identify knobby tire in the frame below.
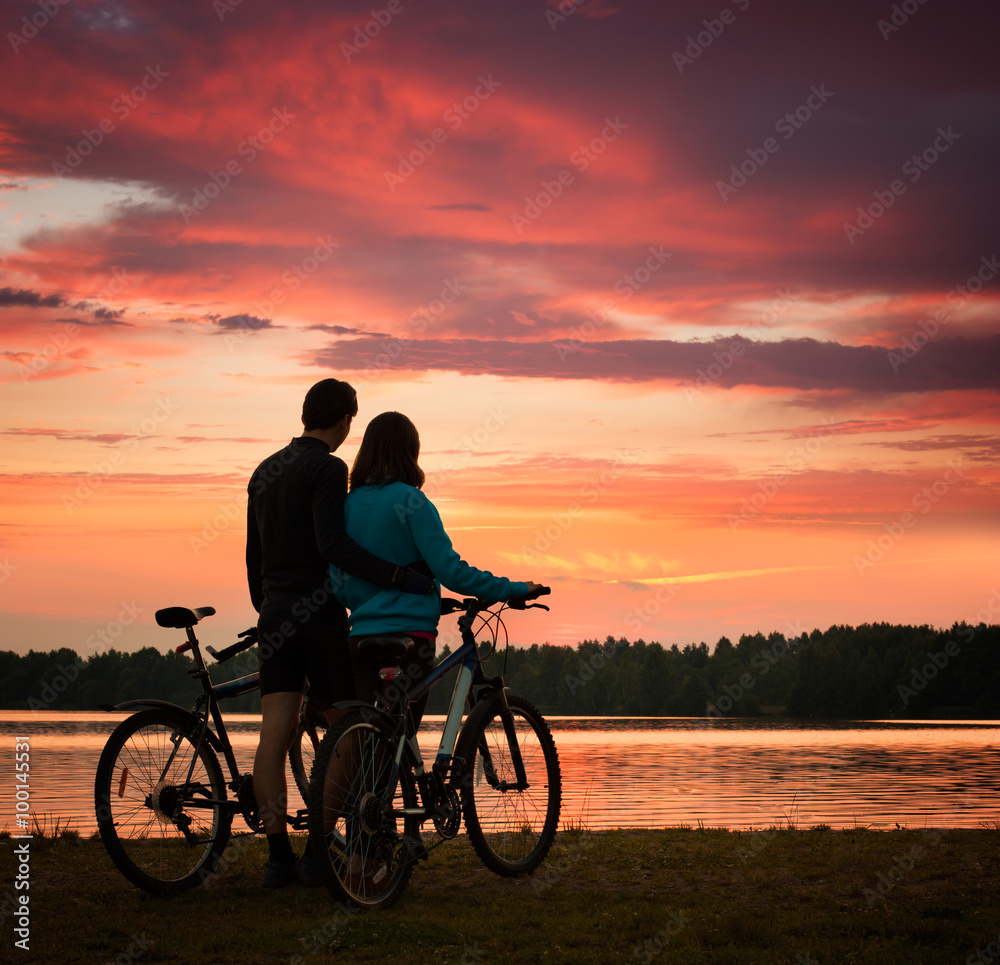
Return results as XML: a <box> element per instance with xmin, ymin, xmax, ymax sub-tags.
<box><xmin>456</xmin><ymin>693</ymin><xmax>561</xmax><ymax>876</ymax></box>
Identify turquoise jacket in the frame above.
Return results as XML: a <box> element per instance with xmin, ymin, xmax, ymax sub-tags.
<box><xmin>331</xmin><ymin>481</ymin><xmax>529</xmax><ymax>637</ymax></box>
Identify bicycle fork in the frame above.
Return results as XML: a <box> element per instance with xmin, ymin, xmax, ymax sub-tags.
<box><xmin>486</xmin><ymin>689</ymin><xmax>530</xmax><ymax>793</ymax></box>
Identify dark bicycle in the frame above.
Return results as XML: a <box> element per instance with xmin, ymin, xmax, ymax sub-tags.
<box><xmin>308</xmin><ymin>587</ymin><xmax>562</xmax><ymax>909</ymax></box>
<box><xmin>94</xmin><ymin>606</ymin><xmax>325</xmax><ymax>895</ymax></box>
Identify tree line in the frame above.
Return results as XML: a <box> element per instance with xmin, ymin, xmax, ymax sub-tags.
<box><xmin>2</xmin><ymin>620</ymin><xmax>997</xmax><ymax>718</ymax></box>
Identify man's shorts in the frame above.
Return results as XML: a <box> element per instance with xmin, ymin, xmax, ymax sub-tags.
<box><xmin>256</xmin><ymin>621</ymin><xmax>354</xmax><ymax>706</ymax></box>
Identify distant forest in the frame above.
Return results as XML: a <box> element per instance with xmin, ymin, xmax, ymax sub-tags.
<box><xmin>3</xmin><ymin>621</ymin><xmax>998</xmax><ymax>719</ymax></box>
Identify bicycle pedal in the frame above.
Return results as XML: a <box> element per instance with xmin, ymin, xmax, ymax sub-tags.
<box><xmin>233</xmin><ymin>773</ymin><xmax>263</xmax><ymax>832</ymax></box>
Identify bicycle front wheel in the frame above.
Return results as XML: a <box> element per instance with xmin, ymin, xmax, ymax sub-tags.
<box><xmin>308</xmin><ymin>710</ymin><xmax>420</xmax><ymax>909</ymax></box>
<box><xmin>456</xmin><ymin>693</ymin><xmax>561</xmax><ymax>876</ymax></box>
<box><xmin>95</xmin><ymin>709</ymin><xmax>232</xmax><ymax>895</ymax></box>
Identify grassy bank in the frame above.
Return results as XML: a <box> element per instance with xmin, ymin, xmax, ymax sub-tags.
<box><xmin>7</xmin><ymin>827</ymin><xmax>1000</xmax><ymax>964</ymax></box>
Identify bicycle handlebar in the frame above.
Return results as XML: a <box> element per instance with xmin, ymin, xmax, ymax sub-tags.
<box><xmin>439</xmin><ymin>586</ymin><xmax>550</xmax><ymax>616</ymax></box>
<box><xmin>206</xmin><ymin>627</ymin><xmax>258</xmax><ymax>663</ymax></box>
<box><xmin>507</xmin><ymin>586</ymin><xmax>550</xmax><ymax>610</ymax></box>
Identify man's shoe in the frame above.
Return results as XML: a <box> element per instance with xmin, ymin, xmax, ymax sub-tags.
<box><xmin>263</xmin><ymin>858</ymin><xmax>298</xmax><ymax>889</ymax></box>
<box><xmin>296</xmin><ymin>854</ymin><xmax>324</xmax><ymax>887</ymax></box>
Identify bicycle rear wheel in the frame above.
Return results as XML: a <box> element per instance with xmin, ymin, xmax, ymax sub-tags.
<box><xmin>288</xmin><ymin>704</ymin><xmax>327</xmax><ymax>807</ymax></box>
<box><xmin>95</xmin><ymin>708</ymin><xmax>231</xmax><ymax>895</ymax></box>
<box><xmin>308</xmin><ymin>710</ymin><xmax>421</xmax><ymax>909</ymax></box>
<box><xmin>456</xmin><ymin>693</ymin><xmax>561</xmax><ymax>876</ymax></box>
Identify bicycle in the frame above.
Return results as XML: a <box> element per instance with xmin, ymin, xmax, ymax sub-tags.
<box><xmin>94</xmin><ymin>605</ymin><xmax>326</xmax><ymax>895</ymax></box>
<box><xmin>308</xmin><ymin>586</ymin><xmax>561</xmax><ymax>909</ymax></box>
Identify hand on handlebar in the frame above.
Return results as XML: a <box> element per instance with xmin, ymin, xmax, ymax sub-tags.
<box><xmin>507</xmin><ymin>583</ymin><xmax>550</xmax><ymax>609</ymax></box>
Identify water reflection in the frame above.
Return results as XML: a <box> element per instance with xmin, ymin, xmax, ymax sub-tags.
<box><xmin>2</xmin><ymin>712</ymin><xmax>998</xmax><ymax>834</ymax></box>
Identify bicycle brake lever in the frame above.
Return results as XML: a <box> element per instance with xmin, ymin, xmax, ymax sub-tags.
<box><xmin>524</xmin><ymin>603</ymin><xmax>550</xmax><ymax>611</ymax></box>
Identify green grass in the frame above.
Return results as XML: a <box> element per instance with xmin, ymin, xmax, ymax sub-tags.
<box><xmin>16</xmin><ymin>827</ymin><xmax>1000</xmax><ymax>964</ymax></box>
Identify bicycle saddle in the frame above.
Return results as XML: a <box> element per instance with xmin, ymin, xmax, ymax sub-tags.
<box><xmin>155</xmin><ymin>606</ymin><xmax>216</xmax><ymax>628</ymax></box>
<box><xmin>356</xmin><ymin>635</ymin><xmax>413</xmax><ymax>664</ymax></box>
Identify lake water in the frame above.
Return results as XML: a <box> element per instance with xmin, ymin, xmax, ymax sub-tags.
<box><xmin>2</xmin><ymin>712</ymin><xmax>998</xmax><ymax>834</ymax></box>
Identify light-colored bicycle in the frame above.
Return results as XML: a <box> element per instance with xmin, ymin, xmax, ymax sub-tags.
<box><xmin>308</xmin><ymin>588</ymin><xmax>561</xmax><ymax>909</ymax></box>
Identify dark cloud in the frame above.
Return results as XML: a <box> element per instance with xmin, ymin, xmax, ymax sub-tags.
<box><xmin>1</xmin><ymin>427</ymin><xmax>270</xmax><ymax>447</ymax></box>
<box><xmin>173</xmin><ymin>435</ymin><xmax>272</xmax><ymax>444</ymax></box>
<box><xmin>212</xmin><ymin>314</ymin><xmax>273</xmax><ymax>332</ymax></box>
<box><xmin>0</xmin><ymin>288</ymin><xmax>64</xmax><ymax>308</ymax></box>
<box><xmin>312</xmin><ymin>334</ymin><xmax>1000</xmax><ymax>394</ymax></box>
<box><xmin>712</xmin><ymin>417</ymin><xmax>943</xmax><ymax>439</ymax></box>
<box><xmin>1</xmin><ymin>428</ymin><xmax>131</xmax><ymax>444</ymax></box>
<box><xmin>865</xmin><ymin>434</ymin><xmax>1000</xmax><ymax>462</ymax></box>
<box><xmin>92</xmin><ymin>306</ymin><xmax>125</xmax><ymax>322</ymax></box>
<box><xmin>428</xmin><ymin>203</ymin><xmax>492</xmax><ymax>212</ymax></box>
<box><xmin>54</xmin><ymin>315</ymin><xmax>132</xmax><ymax>328</ymax></box>
<box><xmin>306</xmin><ymin>324</ymin><xmax>391</xmax><ymax>338</ymax></box>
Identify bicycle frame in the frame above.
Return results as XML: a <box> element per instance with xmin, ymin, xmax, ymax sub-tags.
<box><xmin>151</xmin><ymin>623</ymin><xmax>258</xmax><ymax>814</ymax></box>
<box><xmin>378</xmin><ymin>603</ymin><xmax>529</xmax><ymax>821</ymax></box>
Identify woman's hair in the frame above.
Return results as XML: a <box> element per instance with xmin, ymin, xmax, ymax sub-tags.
<box><xmin>350</xmin><ymin>411</ymin><xmax>425</xmax><ymax>489</ymax></box>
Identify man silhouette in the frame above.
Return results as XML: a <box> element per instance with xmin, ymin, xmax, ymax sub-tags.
<box><xmin>246</xmin><ymin>378</ymin><xmax>431</xmax><ymax>887</ymax></box>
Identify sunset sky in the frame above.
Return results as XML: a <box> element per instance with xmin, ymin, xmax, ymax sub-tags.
<box><xmin>1</xmin><ymin>0</ymin><xmax>998</xmax><ymax>659</ymax></box>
